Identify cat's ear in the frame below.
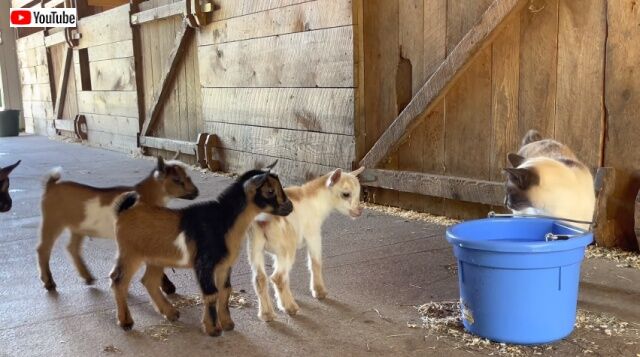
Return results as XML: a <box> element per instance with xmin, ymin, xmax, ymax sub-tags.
<box><xmin>503</xmin><ymin>168</ymin><xmax>537</xmax><ymax>190</ymax></box>
<box><xmin>507</xmin><ymin>153</ymin><xmax>526</xmax><ymax>168</ymax></box>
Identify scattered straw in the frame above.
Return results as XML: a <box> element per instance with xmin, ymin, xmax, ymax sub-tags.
<box><xmin>229</xmin><ymin>291</ymin><xmax>251</xmax><ymax>308</ymax></box>
<box><xmin>169</xmin><ymin>291</ymin><xmax>251</xmax><ymax>309</ymax></box>
<box><xmin>102</xmin><ymin>345</ymin><xmax>121</xmax><ymax>354</ymax></box>
<box><xmin>362</xmin><ymin>202</ymin><xmax>459</xmax><ymax>226</ymax></box>
<box><xmin>585</xmin><ymin>246</ymin><xmax>640</xmax><ymax>270</ymax></box>
<box><xmin>413</xmin><ymin>301</ymin><xmax>640</xmax><ymax>356</ymax></box>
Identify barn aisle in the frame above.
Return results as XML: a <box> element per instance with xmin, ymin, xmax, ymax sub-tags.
<box><xmin>0</xmin><ymin>136</ymin><xmax>638</xmax><ymax>356</ymax></box>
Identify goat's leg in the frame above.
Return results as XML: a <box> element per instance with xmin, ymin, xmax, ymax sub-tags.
<box><xmin>271</xmin><ymin>253</ymin><xmax>299</xmax><ymax>315</ymax></box>
<box><xmin>37</xmin><ymin>218</ymin><xmax>64</xmax><ymax>291</ymax></box>
<box><xmin>141</xmin><ymin>265</ymin><xmax>180</xmax><ymax>321</ymax></box>
<box><xmin>67</xmin><ymin>233</ymin><xmax>95</xmax><ymax>285</ymax></box>
<box><xmin>110</xmin><ymin>257</ymin><xmax>141</xmax><ymax>330</ymax></box>
<box><xmin>214</xmin><ymin>266</ymin><xmax>234</xmax><ymax>331</ymax></box>
<box><xmin>248</xmin><ymin>233</ymin><xmax>277</xmax><ymax>321</ymax></box>
<box><xmin>195</xmin><ymin>261</ymin><xmax>221</xmax><ymax>337</ymax></box>
<box><xmin>306</xmin><ymin>233</ymin><xmax>327</xmax><ymax>299</ymax></box>
<box><xmin>160</xmin><ymin>272</ymin><xmax>177</xmax><ymax>295</ymax></box>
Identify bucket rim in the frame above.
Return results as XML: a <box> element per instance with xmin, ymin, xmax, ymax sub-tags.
<box><xmin>446</xmin><ymin>217</ymin><xmax>593</xmax><ymax>253</ymax></box>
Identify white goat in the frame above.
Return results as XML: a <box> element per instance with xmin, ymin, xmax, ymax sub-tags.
<box><xmin>247</xmin><ymin>167</ymin><xmax>364</xmax><ymax>321</ymax></box>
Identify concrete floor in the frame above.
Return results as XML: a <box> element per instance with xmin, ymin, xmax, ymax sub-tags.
<box><xmin>0</xmin><ymin>135</ymin><xmax>638</xmax><ymax>357</ymax></box>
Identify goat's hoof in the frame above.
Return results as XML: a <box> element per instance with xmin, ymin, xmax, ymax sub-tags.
<box><xmin>204</xmin><ymin>326</ymin><xmax>223</xmax><ymax>337</ymax></box>
<box><xmin>161</xmin><ymin>280</ymin><xmax>177</xmax><ymax>295</ymax></box>
<box><xmin>222</xmin><ymin>320</ymin><xmax>235</xmax><ymax>331</ymax></box>
<box><xmin>259</xmin><ymin>311</ymin><xmax>276</xmax><ymax>322</ymax></box>
<box><xmin>119</xmin><ymin>321</ymin><xmax>134</xmax><ymax>331</ymax></box>
<box><xmin>285</xmin><ymin>305</ymin><xmax>300</xmax><ymax>316</ymax></box>
<box><xmin>312</xmin><ymin>290</ymin><xmax>327</xmax><ymax>300</ymax></box>
<box><xmin>85</xmin><ymin>277</ymin><xmax>96</xmax><ymax>285</ymax></box>
<box><xmin>164</xmin><ymin>309</ymin><xmax>180</xmax><ymax>322</ymax></box>
<box><xmin>44</xmin><ymin>281</ymin><xmax>57</xmax><ymax>291</ymax></box>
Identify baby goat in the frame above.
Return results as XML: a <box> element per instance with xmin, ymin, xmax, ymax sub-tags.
<box><xmin>247</xmin><ymin>167</ymin><xmax>364</xmax><ymax>321</ymax></box>
<box><xmin>112</xmin><ymin>162</ymin><xmax>293</xmax><ymax>336</ymax></box>
<box><xmin>37</xmin><ymin>156</ymin><xmax>199</xmax><ymax>292</ymax></box>
<box><xmin>0</xmin><ymin>160</ymin><xmax>21</xmax><ymax>212</ymax></box>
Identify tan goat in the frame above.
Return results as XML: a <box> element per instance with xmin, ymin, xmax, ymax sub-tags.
<box><xmin>247</xmin><ymin>167</ymin><xmax>364</xmax><ymax>321</ymax></box>
<box><xmin>111</xmin><ymin>164</ymin><xmax>293</xmax><ymax>336</ymax></box>
<box><xmin>37</xmin><ymin>156</ymin><xmax>199</xmax><ymax>292</ymax></box>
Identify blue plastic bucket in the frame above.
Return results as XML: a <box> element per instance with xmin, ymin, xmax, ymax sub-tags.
<box><xmin>446</xmin><ymin>218</ymin><xmax>593</xmax><ymax>345</ymax></box>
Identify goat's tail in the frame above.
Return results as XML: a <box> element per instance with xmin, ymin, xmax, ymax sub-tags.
<box><xmin>522</xmin><ymin>129</ymin><xmax>543</xmax><ymax>146</ymax></box>
<box><xmin>43</xmin><ymin>167</ymin><xmax>63</xmax><ymax>189</ymax></box>
<box><xmin>114</xmin><ymin>191</ymin><xmax>140</xmax><ymax>215</ymax></box>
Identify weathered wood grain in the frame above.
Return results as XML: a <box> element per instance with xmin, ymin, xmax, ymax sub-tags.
<box><xmin>44</xmin><ymin>31</ymin><xmax>67</xmax><ymax>48</ymax></box>
<box><xmin>16</xmin><ymin>32</ymin><xmax>45</xmax><ymax>52</ymax></box>
<box><xmin>518</xmin><ymin>0</ymin><xmax>559</xmax><ymax>139</ymax></box>
<box><xmin>204</xmin><ymin>122</ymin><xmax>354</xmax><ymax>168</ymax></box>
<box><xmin>593</xmin><ymin>167</ymin><xmax>618</xmax><ymax>248</ymax></box>
<box><xmin>199</xmin><ymin>0</ymin><xmax>352</xmax><ymax>46</ymax></box>
<box><xmin>88</xmin><ymin>41</ymin><xmax>135</xmax><ymax>62</ymax></box>
<box><xmin>361</xmin><ymin>169</ymin><xmax>504</xmax><ymax>206</ymax></box>
<box><xmin>85</xmin><ymin>130</ymin><xmax>138</xmax><ymax>153</ymax></box>
<box><xmin>22</xmin><ymin>84</ymin><xmax>52</xmax><ymax>102</ymax></box>
<box><xmin>84</xmin><ymin>114</ymin><xmax>139</xmax><ymax>136</ymax></box>
<box><xmin>555</xmin><ymin>0</ymin><xmax>606</xmax><ymax>168</ymax></box>
<box><xmin>89</xmin><ymin>57</ymin><xmax>136</xmax><ymax>91</ymax></box>
<box><xmin>201</xmin><ymin>88</ymin><xmax>354</xmax><ymax>135</ymax></box>
<box><xmin>77</xmin><ymin>4</ymin><xmax>132</xmax><ymax>49</ymax></box>
<box><xmin>77</xmin><ymin>91</ymin><xmax>138</xmax><ymax>117</ymax></box>
<box><xmin>198</xmin><ymin>26</ymin><xmax>354</xmax><ymax>88</ymax></box>
<box><xmin>54</xmin><ymin>119</ymin><xmax>75</xmax><ymax>132</ymax></box>
<box><xmin>17</xmin><ymin>48</ymin><xmax>48</xmax><ymax>68</ymax></box>
<box><xmin>211</xmin><ymin>0</ymin><xmax>309</xmax><ymax>22</ymax></box>
<box><xmin>636</xmin><ymin>191</ymin><xmax>640</xmax><ymax>247</ymax></box>
<box><xmin>131</xmin><ymin>1</ymin><xmax>184</xmax><ymax>25</ymax></box>
<box><xmin>360</xmin><ymin>0</ymin><xmax>527</xmax><ymax>168</ymax></box>
<box><xmin>54</xmin><ymin>48</ymin><xmax>73</xmax><ymax>119</ymax></box>
<box><xmin>140</xmin><ymin>136</ymin><xmax>197</xmax><ymax>154</ymax></box>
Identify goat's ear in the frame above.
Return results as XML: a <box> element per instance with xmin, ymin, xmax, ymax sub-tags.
<box><xmin>154</xmin><ymin>156</ymin><xmax>166</xmax><ymax>179</ymax></box>
<box><xmin>0</xmin><ymin>160</ymin><xmax>21</xmax><ymax>179</ymax></box>
<box><xmin>244</xmin><ymin>173</ymin><xmax>268</xmax><ymax>194</ymax></box>
<box><xmin>171</xmin><ymin>151</ymin><xmax>180</xmax><ymax>160</ymax></box>
<box><xmin>264</xmin><ymin>159</ymin><xmax>278</xmax><ymax>172</ymax></box>
<box><xmin>507</xmin><ymin>153</ymin><xmax>525</xmax><ymax>168</ymax></box>
<box><xmin>326</xmin><ymin>169</ymin><xmax>342</xmax><ymax>187</ymax></box>
<box><xmin>350</xmin><ymin>166</ymin><xmax>365</xmax><ymax>176</ymax></box>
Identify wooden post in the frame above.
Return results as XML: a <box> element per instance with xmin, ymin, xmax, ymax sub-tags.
<box><xmin>593</xmin><ymin>167</ymin><xmax>617</xmax><ymax>247</ymax></box>
<box><xmin>53</xmin><ymin>47</ymin><xmax>72</xmax><ymax>119</ymax></box>
<box><xmin>129</xmin><ymin>0</ymin><xmax>146</xmax><ymax>152</ymax></box>
<box><xmin>196</xmin><ymin>133</ymin><xmax>208</xmax><ymax>168</ymax></box>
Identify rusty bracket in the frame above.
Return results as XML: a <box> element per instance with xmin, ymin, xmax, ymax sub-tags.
<box><xmin>74</xmin><ymin>114</ymin><xmax>88</xmax><ymax>140</ymax></box>
<box><xmin>204</xmin><ymin>134</ymin><xmax>220</xmax><ymax>171</ymax></box>
<box><xmin>184</xmin><ymin>0</ymin><xmax>212</xmax><ymax>28</ymax></box>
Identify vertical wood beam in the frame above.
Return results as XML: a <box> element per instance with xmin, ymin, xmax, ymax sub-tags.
<box><xmin>53</xmin><ymin>47</ymin><xmax>72</xmax><ymax>119</ymax></box>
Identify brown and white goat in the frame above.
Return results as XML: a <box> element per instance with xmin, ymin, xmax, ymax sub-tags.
<box><xmin>37</xmin><ymin>156</ymin><xmax>199</xmax><ymax>292</ymax></box>
<box><xmin>111</xmin><ymin>163</ymin><xmax>293</xmax><ymax>336</ymax></box>
<box><xmin>0</xmin><ymin>160</ymin><xmax>21</xmax><ymax>212</ymax></box>
<box><xmin>247</xmin><ymin>167</ymin><xmax>364</xmax><ymax>321</ymax></box>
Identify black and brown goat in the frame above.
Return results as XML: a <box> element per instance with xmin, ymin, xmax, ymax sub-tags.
<box><xmin>0</xmin><ymin>160</ymin><xmax>21</xmax><ymax>212</ymax></box>
<box><xmin>111</xmin><ymin>162</ymin><xmax>293</xmax><ymax>336</ymax></box>
<box><xmin>37</xmin><ymin>156</ymin><xmax>199</xmax><ymax>292</ymax></box>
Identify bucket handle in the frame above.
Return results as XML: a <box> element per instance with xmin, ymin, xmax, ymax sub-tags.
<box><xmin>487</xmin><ymin>211</ymin><xmax>594</xmax><ymax>234</ymax></box>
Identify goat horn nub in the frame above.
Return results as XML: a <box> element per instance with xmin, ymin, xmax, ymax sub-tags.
<box><xmin>264</xmin><ymin>159</ymin><xmax>278</xmax><ymax>172</ymax></box>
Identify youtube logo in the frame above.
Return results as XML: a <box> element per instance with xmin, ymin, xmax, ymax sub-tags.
<box><xmin>10</xmin><ymin>10</ymin><xmax>31</xmax><ymax>26</ymax></box>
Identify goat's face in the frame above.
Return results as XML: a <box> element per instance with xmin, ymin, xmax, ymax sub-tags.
<box><xmin>153</xmin><ymin>157</ymin><xmax>199</xmax><ymax>200</ymax></box>
<box><xmin>244</xmin><ymin>171</ymin><xmax>293</xmax><ymax>217</ymax></box>
<box><xmin>326</xmin><ymin>167</ymin><xmax>365</xmax><ymax>219</ymax></box>
<box><xmin>0</xmin><ymin>160</ymin><xmax>21</xmax><ymax>212</ymax></box>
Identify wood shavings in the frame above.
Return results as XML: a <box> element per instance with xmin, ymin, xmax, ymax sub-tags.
<box><xmin>585</xmin><ymin>246</ymin><xmax>640</xmax><ymax>270</ymax></box>
<box><xmin>102</xmin><ymin>345</ymin><xmax>122</xmax><ymax>354</ymax></box>
<box><xmin>169</xmin><ymin>291</ymin><xmax>251</xmax><ymax>309</ymax></box>
<box><xmin>143</xmin><ymin>323</ymin><xmax>183</xmax><ymax>342</ymax></box>
<box><xmin>228</xmin><ymin>291</ymin><xmax>251</xmax><ymax>308</ymax></box>
<box><xmin>362</xmin><ymin>202</ymin><xmax>460</xmax><ymax>226</ymax></box>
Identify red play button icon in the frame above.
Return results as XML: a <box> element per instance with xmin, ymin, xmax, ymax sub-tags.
<box><xmin>10</xmin><ymin>10</ymin><xmax>32</xmax><ymax>26</ymax></box>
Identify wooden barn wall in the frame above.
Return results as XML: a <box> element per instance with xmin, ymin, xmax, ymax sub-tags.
<box><xmin>16</xmin><ymin>32</ymin><xmax>54</xmax><ymax>136</ymax></box>
<box><xmin>138</xmin><ymin>0</ymin><xmax>203</xmax><ymax>155</ymax></box>
<box><xmin>49</xmin><ymin>34</ymin><xmax>80</xmax><ymax>138</ymax></box>
<box><xmin>196</xmin><ymin>0</ymin><xmax>356</xmax><ymax>184</ymax></box>
<box><xmin>74</xmin><ymin>4</ymin><xmax>139</xmax><ymax>153</ymax></box>
<box><xmin>362</xmin><ymin>0</ymin><xmax>640</xmax><ymax>249</ymax></box>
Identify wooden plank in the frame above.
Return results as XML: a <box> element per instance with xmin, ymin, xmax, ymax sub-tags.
<box><xmin>131</xmin><ymin>1</ymin><xmax>184</xmax><ymax>25</ymax></box>
<box><xmin>636</xmin><ymin>191</ymin><xmax>640</xmax><ymax>248</ymax></box>
<box><xmin>19</xmin><ymin>66</ymin><xmax>49</xmax><ymax>85</ymax></box>
<box><xmin>360</xmin><ymin>0</ymin><xmax>527</xmax><ymax>168</ymax></box>
<box><xmin>87</xmin><ymin>41</ymin><xmax>134</xmax><ymax>62</ymax></box>
<box><xmin>490</xmin><ymin>16</ymin><xmax>520</xmax><ymax>181</ymax></box>
<box><xmin>555</xmin><ymin>0</ymin><xmax>606</xmax><ymax>168</ymax></box>
<box><xmin>219</xmin><ymin>148</ymin><xmax>336</xmax><ymax>186</ymax></box>
<box><xmin>199</xmin><ymin>0</ymin><xmax>352</xmax><ymax>46</ymax></box>
<box><xmin>76</xmin><ymin>4</ymin><xmax>132</xmax><ymax>49</ymax></box>
<box><xmin>85</xmin><ymin>130</ymin><xmax>138</xmax><ymax>153</ymax></box>
<box><xmin>22</xmin><ymin>84</ymin><xmax>52</xmax><ymax>102</ymax></box>
<box><xmin>89</xmin><ymin>57</ymin><xmax>136</xmax><ymax>91</ymax></box>
<box><xmin>54</xmin><ymin>119</ymin><xmax>75</xmax><ymax>131</ymax></box>
<box><xmin>198</xmin><ymin>26</ymin><xmax>354</xmax><ymax>88</ymax></box>
<box><xmin>83</xmin><ymin>114</ymin><xmax>139</xmax><ymax>136</ymax></box>
<box><xmin>593</xmin><ymin>167</ymin><xmax>618</xmax><ymax>248</ymax></box>
<box><xmin>211</xmin><ymin>0</ymin><xmax>309</xmax><ymax>22</ymax></box>
<box><xmin>12</xmin><ymin>0</ymin><xmax>39</xmax><ymax>7</ymax></box>
<box><xmin>44</xmin><ymin>0</ymin><xmax>66</xmax><ymax>8</ymax></box>
<box><xmin>141</xmin><ymin>21</ymin><xmax>194</xmax><ymax>136</ymax></box>
<box><xmin>17</xmin><ymin>48</ymin><xmax>48</xmax><ymax>68</ymax></box>
<box><xmin>446</xmin><ymin>0</ymin><xmax>492</xmax><ymax>54</ymax></box>
<box><xmin>139</xmin><ymin>136</ymin><xmax>197</xmax><ymax>154</ymax></box>
<box><xmin>362</xmin><ymin>169</ymin><xmax>504</xmax><ymax>206</ymax></box>
<box><xmin>77</xmin><ymin>91</ymin><xmax>138</xmax><ymax>117</ymax></box>
<box><xmin>204</xmin><ymin>121</ymin><xmax>354</xmax><ymax>168</ymax></box>
<box><xmin>201</xmin><ymin>88</ymin><xmax>354</xmax><ymax>135</ymax></box>
<box><xmin>518</xmin><ymin>0</ymin><xmax>559</xmax><ymax>139</ymax></box>
<box><xmin>54</xmin><ymin>48</ymin><xmax>73</xmax><ymax>119</ymax></box>
<box><xmin>129</xmin><ymin>0</ymin><xmax>146</xmax><ymax>136</ymax></box>
<box><xmin>16</xmin><ymin>32</ymin><xmax>45</xmax><ymax>52</ymax></box>
<box><xmin>603</xmin><ymin>0</ymin><xmax>640</xmax><ymax>251</ymax></box>
<box><xmin>44</xmin><ymin>31</ymin><xmax>67</xmax><ymax>48</ymax></box>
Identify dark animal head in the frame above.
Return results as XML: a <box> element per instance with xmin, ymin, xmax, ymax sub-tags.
<box><xmin>0</xmin><ymin>160</ymin><xmax>21</xmax><ymax>212</ymax></box>
<box><xmin>241</xmin><ymin>160</ymin><xmax>292</xmax><ymax>216</ymax></box>
<box><xmin>503</xmin><ymin>165</ymin><xmax>539</xmax><ymax>211</ymax></box>
<box><xmin>153</xmin><ymin>156</ymin><xmax>199</xmax><ymax>200</ymax></box>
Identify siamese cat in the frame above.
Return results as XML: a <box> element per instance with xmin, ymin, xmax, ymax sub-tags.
<box><xmin>503</xmin><ymin>130</ymin><xmax>595</xmax><ymax>231</ymax></box>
